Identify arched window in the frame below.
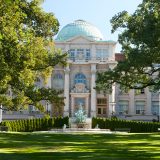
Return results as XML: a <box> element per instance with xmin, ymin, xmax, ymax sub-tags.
<box><xmin>52</xmin><ymin>73</ymin><xmax>64</xmax><ymax>89</ymax></box>
<box><xmin>74</xmin><ymin>73</ymin><xmax>86</xmax><ymax>84</ymax></box>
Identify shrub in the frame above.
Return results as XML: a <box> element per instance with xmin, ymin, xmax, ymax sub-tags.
<box><xmin>0</xmin><ymin>117</ymin><xmax>69</xmax><ymax>132</ymax></box>
<box><xmin>92</xmin><ymin>117</ymin><xmax>160</xmax><ymax>132</ymax></box>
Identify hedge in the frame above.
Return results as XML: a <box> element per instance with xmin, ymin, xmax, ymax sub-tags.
<box><xmin>0</xmin><ymin>116</ymin><xmax>69</xmax><ymax>132</ymax></box>
<box><xmin>92</xmin><ymin>117</ymin><xmax>160</xmax><ymax>132</ymax></box>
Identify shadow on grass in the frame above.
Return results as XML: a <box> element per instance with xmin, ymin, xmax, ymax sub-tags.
<box><xmin>0</xmin><ymin>133</ymin><xmax>159</xmax><ymax>160</ymax></box>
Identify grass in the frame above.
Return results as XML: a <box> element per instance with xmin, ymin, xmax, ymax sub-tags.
<box><xmin>0</xmin><ymin>132</ymin><xmax>160</xmax><ymax>160</ymax></box>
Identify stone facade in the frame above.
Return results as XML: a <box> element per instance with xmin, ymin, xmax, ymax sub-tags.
<box><xmin>2</xmin><ymin>20</ymin><xmax>159</xmax><ymax>121</ymax></box>
<box><xmin>48</xmin><ymin>20</ymin><xmax>159</xmax><ymax>121</ymax></box>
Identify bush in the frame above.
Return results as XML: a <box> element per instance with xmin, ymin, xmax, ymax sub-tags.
<box><xmin>92</xmin><ymin>117</ymin><xmax>160</xmax><ymax>133</ymax></box>
<box><xmin>0</xmin><ymin>117</ymin><xmax>69</xmax><ymax>132</ymax></box>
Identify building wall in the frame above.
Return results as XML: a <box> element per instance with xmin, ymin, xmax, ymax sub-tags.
<box><xmin>52</xmin><ymin>36</ymin><xmax>159</xmax><ymax>121</ymax></box>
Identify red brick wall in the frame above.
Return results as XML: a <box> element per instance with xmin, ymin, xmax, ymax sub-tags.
<box><xmin>115</xmin><ymin>53</ymin><xmax>125</xmax><ymax>62</ymax></box>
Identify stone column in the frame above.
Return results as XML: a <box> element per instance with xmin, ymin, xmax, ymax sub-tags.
<box><xmin>91</xmin><ymin>44</ymin><xmax>96</xmax><ymax>60</ymax></box>
<box><xmin>91</xmin><ymin>64</ymin><xmax>97</xmax><ymax>117</ymax></box>
<box><xmin>108</xmin><ymin>65</ymin><xmax>116</xmax><ymax>116</ymax></box>
<box><xmin>146</xmin><ymin>88</ymin><xmax>152</xmax><ymax>115</ymax></box>
<box><xmin>111</xmin><ymin>84</ymin><xmax>116</xmax><ymax>114</ymax></box>
<box><xmin>46</xmin><ymin>76</ymin><xmax>52</xmax><ymax>114</ymax></box>
<box><xmin>129</xmin><ymin>89</ymin><xmax>135</xmax><ymax>115</ymax></box>
<box><xmin>64</xmin><ymin>65</ymin><xmax>70</xmax><ymax>117</ymax></box>
<box><xmin>108</xmin><ymin>94</ymin><xmax>112</xmax><ymax>116</ymax></box>
<box><xmin>71</xmin><ymin>96</ymin><xmax>74</xmax><ymax>117</ymax></box>
<box><xmin>85</xmin><ymin>96</ymin><xmax>89</xmax><ymax>117</ymax></box>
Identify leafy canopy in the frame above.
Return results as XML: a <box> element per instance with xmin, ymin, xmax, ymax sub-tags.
<box><xmin>96</xmin><ymin>0</ymin><xmax>160</xmax><ymax>93</ymax></box>
<box><xmin>0</xmin><ymin>0</ymin><xmax>67</xmax><ymax>111</ymax></box>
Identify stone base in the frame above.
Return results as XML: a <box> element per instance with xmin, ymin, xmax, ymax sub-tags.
<box><xmin>69</xmin><ymin>118</ymin><xmax>92</xmax><ymax>129</ymax></box>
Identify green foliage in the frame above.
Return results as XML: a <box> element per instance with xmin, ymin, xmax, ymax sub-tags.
<box><xmin>96</xmin><ymin>0</ymin><xmax>160</xmax><ymax>92</ymax></box>
<box><xmin>0</xmin><ymin>117</ymin><xmax>69</xmax><ymax>132</ymax></box>
<box><xmin>0</xmin><ymin>0</ymin><xmax>67</xmax><ymax>110</ymax></box>
<box><xmin>92</xmin><ymin>117</ymin><xmax>160</xmax><ymax>132</ymax></box>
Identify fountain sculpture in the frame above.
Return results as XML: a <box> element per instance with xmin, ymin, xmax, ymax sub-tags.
<box><xmin>74</xmin><ymin>103</ymin><xmax>87</xmax><ymax>128</ymax></box>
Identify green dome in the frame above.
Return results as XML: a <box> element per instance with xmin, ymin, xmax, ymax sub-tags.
<box><xmin>56</xmin><ymin>20</ymin><xmax>104</xmax><ymax>41</ymax></box>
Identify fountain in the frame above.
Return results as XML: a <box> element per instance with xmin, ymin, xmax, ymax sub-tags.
<box><xmin>74</xmin><ymin>103</ymin><xmax>87</xmax><ymax>128</ymax></box>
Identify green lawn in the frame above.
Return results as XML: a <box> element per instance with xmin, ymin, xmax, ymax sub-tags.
<box><xmin>0</xmin><ymin>132</ymin><xmax>159</xmax><ymax>160</ymax></box>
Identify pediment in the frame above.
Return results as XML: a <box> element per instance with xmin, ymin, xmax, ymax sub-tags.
<box><xmin>66</xmin><ymin>35</ymin><xmax>95</xmax><ymax>43</ymax></box>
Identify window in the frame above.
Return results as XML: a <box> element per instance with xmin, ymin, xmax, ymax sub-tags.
<box><xmin>136</xmin><ymin>101</ymin><xmax>145</xmax><ymax>114</ymax></box>
<box><xmin>97</xmin><ymin>107</ymin><xmax>107</xmax><ymax>115</ymax></box>
<box><xmin>69</xmin><ymin>49</ymin><xmax>75</xmax><ymax>60</ymax></box>
<box><xmin>74</xmin><ymin>73</ymin><xmax>86</xmax><ymax>84</ymax></box>
<box><xmin>77</xmin><ymin>49</ymin><xmax>84</xmax><ymax>60</ymax></box>
<box><xmin>152</xmin><ymin>101</ymin><xmax>159</xmax><ymax>115</ymax></box>
<box><xmin>135</xmin><ymin>89</ymin><xmax>145</xmax><ymax>95</ymax></box>
<box><xmin>97</xmin><ymin>98</ymin><xmax>107</xmax><ymax>116</ymax></box>
<box><xmin>75</xmin><ymin>98</ymin><xmax>85</xmax><ymax>110</ymax></box>
<box><xmin>52</xmin><ymin>73</ymin><xmax>64</xmax><ymax>89</ymax></box>
<box><xmin>69</xmin><ymin>49</ymin><xmax>91</xmax><ymax>61</ymax></box>
<box><xmin>118</xmin><ymin>100</ymin><xmax>129</xmax><ymax>115</ymax></box>
<box><xmin>97</xmin><ymin>98</ymin><xmax>107</xmax><ymax>105</ymax></box>
<box><xmin>96</xmin><ymin>49</ymin><xmax>101</xmax><ymax>59</ymax></box>
<box><xmin>86</xmin><ymin>49</ymin><xmax>91</xmax><ymax>60</ymax></box>
<box><xmin>96</xmin><ymin>49</ymin><xmax>109</xmax><ymax>59</ymax></box>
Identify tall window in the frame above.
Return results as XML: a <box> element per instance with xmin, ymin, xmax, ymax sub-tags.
<box><xmin>69</xmin><ymin>49</ymin><xmax>75</xmax><ymax>60</ymax></box>
<box><xmin>96</xmin><ymin>49</ymin><xmax>109</xmax><ymax>59</ymax></box>
<box><xmin>69</xmin><ymin>49</ymin><xmax>91</xmax><ymax>61</ymax></box>
<box><xmin>118</xmin><ymin>100</ymin><xmax>129</xmax><ymax>115</ymax></box>
<box><xmin>136</xmin><ymin>101</ymin><xmax>145</xmax><ymax>114</ymax></box>
<box><xmin>86</xmin><ymin>49</ymin><xmax>91</xmax><ymax>60</ymax></box>
<box><xmin>74</xmin><ymin>73</ymin><xmax>86</xmax><ymax>84</ymax></box>
<box><xmin>52</xmin><ymin>73</ymin><xmax>64</xmax><ymax>89</ymax></box>
<box><xmin>152</xmin><ymin>101</ymin><xmax>159</xmax><ymax>115</ymax></box>
<box><xmin>97</xmin><ymin>98</ymin><xmax>107</xmax><ymax>116</ymax></box>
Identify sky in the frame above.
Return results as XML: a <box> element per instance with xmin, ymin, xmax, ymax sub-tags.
<box><xmin>42</xmin><ymin>0</ymin><xmax>142</xmax><ymax>52</ymax></box>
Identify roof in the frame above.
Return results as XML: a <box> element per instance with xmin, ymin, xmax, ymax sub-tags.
<box><xmin>56</xmin><ymin>20</ymin><xmax>104</xmax><ymax>41</ymax></box>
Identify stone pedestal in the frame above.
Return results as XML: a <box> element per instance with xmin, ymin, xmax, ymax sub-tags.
<box><xmin>69</xmin><ymin>118</ymin><xmax>92</xmax><ymax>129</ymax></box>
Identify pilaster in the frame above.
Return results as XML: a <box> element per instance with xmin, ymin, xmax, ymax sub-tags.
<box><xmin>146</xmin><ymin>88</ymin><xmax>152</xmax><ymax>115</ymax></box>
<box><xmin>91</xmin><ymin>63</ymin><xmax>97</xmax><ymax>117</ymax></box>
<box><xmin>64</xmin><ymin>65</ymin><xmax>70</xmax><ymax>117</ymax></box>
<box><xmin>46</xmin><ymin>76</ymin><xmax>52</xmax><ymax>113</ymax></box>
<box><xmin>129</xmin><ymin>90</ymin><xmax>135</xmax><ymax>115</ymax></box>
<box><xmin>85</xmin><ymin>96</ymin><xmax>89</xmax><ymax>117</ymax></box>
<box><xmin>91</xmin><ymin>44</ymin><xmax>96</xmax><ymax>60</ymax></box>
<box><xmin>71</xmin><ymin>96</ymin><xmax>74</xmax><ymax>117</ymax></box>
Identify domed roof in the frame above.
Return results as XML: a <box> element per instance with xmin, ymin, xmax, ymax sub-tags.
<box><xmin>56</xmin><ymin>20</ymin><xmax>104</xmax><ymax>41</ymax></box>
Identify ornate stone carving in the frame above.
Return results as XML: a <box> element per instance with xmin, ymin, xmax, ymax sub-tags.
<box><xmin>71</xmin><ymin>83</ymin><xmax>89</xmax><ymax>93</ymax></box>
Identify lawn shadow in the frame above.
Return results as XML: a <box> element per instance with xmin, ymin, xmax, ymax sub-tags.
<box><xmin>0</xmin><ymin>132</ymin><xmax>159</xmax><ymax>160</ymax></box>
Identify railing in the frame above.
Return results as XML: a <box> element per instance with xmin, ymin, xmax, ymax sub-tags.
<box><xmin>68</xmin><ymin>57</ymin><xmax>114</xmax><ymax>62</ymax></box>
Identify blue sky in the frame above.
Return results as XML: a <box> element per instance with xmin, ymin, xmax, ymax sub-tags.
<box><xmin>42</xmin><ymin>0</ymin><xmax>142</xmax><ymax>52</ymax></box>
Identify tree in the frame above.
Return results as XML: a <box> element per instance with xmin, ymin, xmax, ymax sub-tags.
<box><xmin>0</xmin><ymin>0</ymin><xmax>67</xmax><ymax>111</ymax></box>
<box><xmin>96</xmin><ymin>0</ymin><xmax>160</xmax><ymax>93</ymax></box>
